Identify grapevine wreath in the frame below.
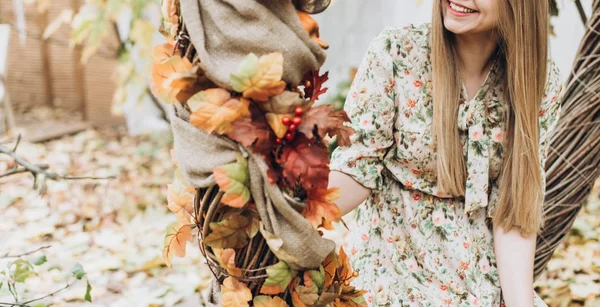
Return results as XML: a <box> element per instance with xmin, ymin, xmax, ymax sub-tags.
<box><xmin>151</xmin><ymin>0</ymin><xmax>368</xmax><ymax>306</ymax></box>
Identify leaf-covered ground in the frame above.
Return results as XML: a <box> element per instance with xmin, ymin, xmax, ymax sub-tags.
<box><xmin>1</xmin><ymin>126</ymin><xmax>598</xmax><ymax>306</ymax></box>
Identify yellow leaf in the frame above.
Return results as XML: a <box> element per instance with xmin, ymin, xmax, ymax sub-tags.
<box><xmin>188</xmin><ymin>89</ymin><xmax>250</xmax><ymax>135</ymax></box>
<box><xmin>253</xmin><ymin>296</ymin><xmax>289</xmax><ymax>307</ymax></box>
<box><xmin>162</xmin><ymin>223</ymin><xmax>192</xmax><ymax>267</ymax></box>
<box><xmin>150</xmin><ymin>42</ymin><xmax>197</xmax><ymax>104</ymax></box>
<box><xmin>167</xmin><ymin>177</ymin><xmax>194</xmax><ymax>225</ymax></box>
<box><xmin>221</xmin><ymin>277</ymin><xmax>252</xmax><ymax>307</ymax></box>
<box><xmin>265</xmin><ymin>113</ymin><xmax>292</xmax><ymax>139</ymax></box>
<box><xmin>230</xmin><ymin>53</ymin><xmax>287</xmax><ymax>102</ymax></box>
<box><xmin>214</xmin><ymin>248</ymin><xmax>242</xmax><ymax>277</ymax></box>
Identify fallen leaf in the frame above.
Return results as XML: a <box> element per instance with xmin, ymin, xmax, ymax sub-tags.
<box><xmin>214</xmin><ymin>248</ymin><xmax>242</xmax><ymax>277</ymax></box>
<box><xmin>162</xmin><ymin>222</ymin><xmax>192</xmax><ymax>267</ymax></box>
<box><xmin>203</xmin><ymin>214</ymin><xmax>250</xmax><ymax>249</ymax></box>
<box><xmin>221</xmin><ymin>277</ymin><xmax>252</xmax><ymax>307</ymax></box>
<box><xmin>253</xmin><ymin>296</ymin><xmax>289</xmax><ymax>307</ymax></box>
<box><xmin>213</xmin><ymin>155</ymin><xmax>251</xmax><ymax>208</ymax></box>
<box><xmin>279</xmin><ymin>134</ymin><xmax>330</xmax><ymax>192</ymax></box>
<box><xmin>230</xmin><ymin>53</ymin><xmax>287</xmax><ymax>102</ymax></box>
<box><xmin>303</xmin><ymin>188</ymin><xmax>342</xmax><ymax>230</ymax></box>
<box><xmin>297</xmin><ymin>105</ymin><xmax>355</xmax><ymax>146</ymax></box>
<box><xmin>303</xmin><ymin>70</ymin><xmax>329</xmax><ymax>103</ymax></box>
<box><xmin>188</xmin><ymin>88</ymin><xmax>250</xmax><ymax>135</ymax></box>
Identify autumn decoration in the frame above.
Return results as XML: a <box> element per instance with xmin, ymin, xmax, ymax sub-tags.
<box><xmin>153</xmin><ymin>0</ymin><xmax>366</xmax><ymax>306</ymax></box>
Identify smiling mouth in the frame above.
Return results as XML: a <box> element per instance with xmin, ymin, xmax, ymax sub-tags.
<box><xmin>448</xmin><ymin>1</ymin><xmax>477</xmax><ymax>14</ymax></box>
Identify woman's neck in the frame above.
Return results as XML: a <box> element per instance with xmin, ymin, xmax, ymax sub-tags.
<box><xmin>454</xmin><ymin>32</ymin><xmax>501</xmax><ymax>78</ymax></box>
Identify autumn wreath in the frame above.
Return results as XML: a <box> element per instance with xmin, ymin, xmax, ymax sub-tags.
<box><xmin>152</xmin><ymin>0</ymin><xmax>368</xmax><ymax>306</ymax></box>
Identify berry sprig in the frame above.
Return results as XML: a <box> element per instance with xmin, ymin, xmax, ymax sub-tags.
<box><xmin>275</xmin><ymin>106</ymin><xmax>305</xmax><ymax>144</ymax></box>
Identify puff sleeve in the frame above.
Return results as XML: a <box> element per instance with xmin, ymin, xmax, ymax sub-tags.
<box><xmin>329</xmin><ymin>28</ymin><xmax>397</xmax><ymax>191</ymax></box>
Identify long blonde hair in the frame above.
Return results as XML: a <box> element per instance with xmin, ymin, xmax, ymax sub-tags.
<box><xmin>431</xmin><ymin>0</ymin><xmax>549</xmax><ymax>236</ymax></box>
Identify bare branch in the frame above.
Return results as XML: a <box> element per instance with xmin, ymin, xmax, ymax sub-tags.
<box><xmin>1</xmin><ymin>245</ymin><xmax>51</xmax><ymax>259</ymax></box>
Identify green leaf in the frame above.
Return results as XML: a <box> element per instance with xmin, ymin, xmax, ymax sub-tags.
<box><xmin>85</xmin><ymin>279</ymin><xmax>93</xmax><ymax>302</ymax></box>
<box><xmin>263</xmin><ymin>261</ymin><xmax>297</xmax><ymax>290</ymax></box>
<box><xmin>12</xmin><ymin>259</ymin><xmax>34</xmax><ymax>283</ymax></box>
<box><xmin>71</xmin><ymin>263</ymin><xmax>85</xmax><ymax>280</ymax></box>
<box><xmin>230</xmin><ymin>53</ymin><xmax>260</xmax><ymax>92</ymax></box>
<box><xmin>308</xmin><ymin>266</ymin><xmax>325</xmax><ymax>291</ymax></box>
<box><xmin>32</xmin><ymin>255</ymin><xmax>47</xmax><ymax>266</ymax></box>
<box><xmin>213</xmin><ymin>155</ymin><xmax>251</xmax><ymax>208</ymax></box>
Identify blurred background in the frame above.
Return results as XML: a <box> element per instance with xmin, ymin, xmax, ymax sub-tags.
<box><xmin>0</xmin><ymin>0</ymin><xmax>598</xmax><ymax>306</ymax></box>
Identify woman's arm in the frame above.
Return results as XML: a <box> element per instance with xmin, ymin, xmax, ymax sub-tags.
<box><xmin>493</xmin><ymin>224</ymin><xmax>536</xmax><ymax>307</ymax></box>
<box><xmin>329</xmin><ymin>170</ymin><xmax>371</xmax><ymax>216</ymax></box>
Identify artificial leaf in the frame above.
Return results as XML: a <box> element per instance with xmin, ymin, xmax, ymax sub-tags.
<box><xmin>303</xmin><ymin>70</ymin><xmax>329</xmax><ymax>103</ymax></box>
<box><xmin>228</xmin><ymin>104</ymin><xmax>276</xmax><ymax>154</ymax></box>
<box><xmin>188</xmin><ymin>88</ymin><xmax>250</xmax><ymax>135</ymax></box>
<box><xmin>254</xmin><ymin>296</ymin><xmax>289</xmax><ymax>307</ymax></box>
<box><xmin>296</xmin><ymin>285</ymin><xmax>319</xmax><ymax>305</ymax></box>
<box><xmin>150</xmin><ymin>42</ymin><xmax>198</xmax><ymax>104</ymax></box>
<box><xmin>214</xmin><ymin>248</ymin><xmax>242</xmax><ymax>277</ymax></box>
<box><xmin>322</xmin><ymin>252</ymin><xmax>339</xmax><ymax>289</ymax></box>
<box><xmin>265</xmin><ymin>113</ymin><xmax>292</xmax><ymax>139</ymax></box>
<box><xmin>213</xmin><ymin>155</ymin><xmax>251</xmax><ymax>208</ymax></box>
<box><xmin>279</xmin><ymin>134</ymin><xmax>330</xmax><ymax>192</ymax></box>
<box><xmin>221</xmin><ymin>277</ymin><xmax>252</xmax><ymax>307</ymax></box>
<box><xmin>167</xmin><ymin>177</ymin><xmax>194</xmax><ymax>224</ymax></box>
<box><xmin>297</xmin><ymin>105</ymin><xmax>355</xmax><ymax>146</ymax></box>
<box><xmin>259</xmin><ymin>284</ymin><xmax>283</xmax><ymax>295</ymax></box>
<box><xmin>303</xmin><ymin>188</ymin><xmax>342</xmax><ymax>230</ymax></box>
<box><xmin>203</xmin><ymin>214</ymin><xmax>251</xmax><ymax>249</ymax></box>
<box><xmin>264</xmin><ymin>261</ymin><xmax>298</xmax><ymax>291</ymax></box>
<box><xmin>162</xmin><ymin>222</ymin><xmax>192</xmax><ymax>267</ymax></box>
<box><xmin>260</xmin><ymin>91</ymin><xmax>307</xmax><ymax>114</ymax></box>
<box><xmin>307</xmin><ymin>268</ymin><xmax>325</xmax><ymax>291</ymax></box>
<box><xmin>230</xmin><ymin>53</ymin><xmax>286</xmax><ymax>102</ymax></box>
<box><xmin>291</xmin><ymin>291</ymin><xmax>308</xmax><ymax>307</ymax></box>
<box><xmin>334</xmin><ymin>247</ymin><xmax>368</xmax><ymax>307</ymax></box>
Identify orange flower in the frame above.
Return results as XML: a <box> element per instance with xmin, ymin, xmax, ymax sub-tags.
<box><xmin>413</xmin><ymin>80</ymin><xmax>424</xmax><ymax>89</ymax></box>
<box><xmin>407</xmin><ymin>98</ymin><xmax>417</xmax><ymax>108</ymax></box>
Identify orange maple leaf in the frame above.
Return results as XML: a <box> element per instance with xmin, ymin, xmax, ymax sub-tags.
<box><xmin>167</xmin><ymin>178</ymin><xmax>194</xmax><ymax>225</ymax></box>
<box><xmin>230</xmin><ymin>53</ymin><xmax>286</xmax><ymax>102</ymax></box>
<box><xmin>150</xmin><ymin>42</ymin><xmax>196</xmax><ymax>104</ymax></box>
<box><xmin>214</xmin><ymin>248</ymin><xmax>242</xmax><ymax>277</ymax></box>
<box><xmin>188</xmin><ymin>88</ymin><xmax>251</xmax><ymax>135</ymax></box>
<box><xmin>162</xmin><ymin>222</ymin><xmax>192</xmax><ymax>267</ymax></box>
<box><xmin>221</xmin><ymin>277</ymin><xmax>252</xmax><ymax>307</ymax></box>
<box><xmin>303</xmin><ymin>188</ymin><xmax>343</xmax><ymax>230</ymax></box>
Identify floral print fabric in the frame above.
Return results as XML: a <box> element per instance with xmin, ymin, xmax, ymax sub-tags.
<box><xmin>330</xmin><ymin>23</ymin><xmax>564</xmax><ymax>306</ymax></box>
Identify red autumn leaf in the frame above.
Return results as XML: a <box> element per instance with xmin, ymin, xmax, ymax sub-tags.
<box><xmin>303</xmin><ymin>188</ymin><xmax>342</xmax><ymax>230</ymax></box>
<box><xmin>303</xmin><ymin>70</ymin><xmax>329</xmax><ymax>103</ymax></box>
<box><xmin>228</xmin><ymin>104</ymin><xmax>276</xmax><ymax>155</ymax></box>
<box><xmin>297</xmin><ymin>105</ymin><xmax>355</xmax><ymax>146</ymax></box>
<box><xmin>278</xmin><ymin>134</ymin><xmax>330</xmax><ymax>192</ymax></box>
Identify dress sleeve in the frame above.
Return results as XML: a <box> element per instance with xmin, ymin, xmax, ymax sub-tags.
<box><xmin>329</xmin><ymin>28</ymin><xmax>397</xmax><ymax>191</ymax></box>
<box><xmin>487</xmin><ymin>60</ymin><xmax>564</xmax><ymax>219</ymax></box>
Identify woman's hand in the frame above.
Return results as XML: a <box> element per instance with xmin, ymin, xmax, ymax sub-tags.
<box><xmin>328</xmin><ymin>171</ymin><xmax>371</xmax><ymax>216</ymax></box>
<box><xmin>493</xmin><ymin>223</ymin><xmax>537</xmax><ymax>307</ymax></box>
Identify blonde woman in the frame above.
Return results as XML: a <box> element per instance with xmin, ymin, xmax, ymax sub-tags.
<box><xmin>328</xmin><ymin>0</ymin><xmax>563</xmax><ymax>306</ymax></box>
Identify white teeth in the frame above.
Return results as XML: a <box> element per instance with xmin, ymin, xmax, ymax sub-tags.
<box><xmin>450</xmin><ymin>2</ymin><xmax>475</xmax><ymax>13</ymax></box>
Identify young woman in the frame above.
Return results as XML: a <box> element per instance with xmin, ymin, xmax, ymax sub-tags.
<box><xmin>328</xmin><ymin>0</ymin><xmax>563</xmax><ymax>306</ymax></box>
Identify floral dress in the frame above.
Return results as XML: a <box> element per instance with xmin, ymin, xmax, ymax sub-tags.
<box><xmin>329</xmin><ymin>23</ymin><xmax>564</xmax><ymax>307</ymax></box>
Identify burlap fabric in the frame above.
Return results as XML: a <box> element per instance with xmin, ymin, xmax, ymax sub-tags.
<box><xmin>179</xmin><ymin>0</ymin><xmax>326</xmax><ymax>90</ymax></box>
<box><xmin>170</xmin><ymin>104</ymin><xmax>336</xmax><ymax>304</ymax></box>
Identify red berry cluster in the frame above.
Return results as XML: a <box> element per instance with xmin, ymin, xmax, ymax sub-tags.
<box><xmin>276</xmin><ymin>106</ymin><xmax>304</xmax><ymax>144</ymax></box>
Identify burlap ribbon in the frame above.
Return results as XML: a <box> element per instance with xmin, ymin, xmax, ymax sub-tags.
<box><xmin>170</xmin><ymin>103</ymin><xmax>336</xmax><ymax>265</ymax></box>
<box><xmin>179</xmin><ymin>0</ymin><xmax>327</xmax><ymax>90</ymax></box>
